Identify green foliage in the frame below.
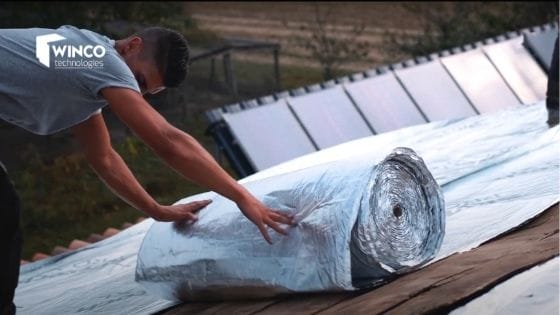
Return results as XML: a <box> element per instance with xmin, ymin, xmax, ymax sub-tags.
<box><xmin>182</xmin><ymin>55</ymin><xmax>338</xmax><ymax>104</ymax></box>
<box><xmin>13</xmin><ymin>136</ymin><xmax>206</xmax><ymax>259</ymax></box>
<box><xmin>383</xmin><ymin>2</ymin><xmax>559</xmax><ymax>62</ymax></box>
<box><xmin>16</xmin><ymin>146</ymin><xmax>103</xmax><ymax>226</ymax></box>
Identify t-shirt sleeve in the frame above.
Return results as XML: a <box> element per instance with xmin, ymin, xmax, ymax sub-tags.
<box><xmin>78</xmin><ymin>50</ymin><xmax>141</xmax><ymax>97</ymax></box>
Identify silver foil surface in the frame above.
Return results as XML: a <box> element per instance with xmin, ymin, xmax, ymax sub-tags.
<box><xmin>135</xmin><ymin>147</ymin><xmax>445</xmax><ymax>301</ymax></box>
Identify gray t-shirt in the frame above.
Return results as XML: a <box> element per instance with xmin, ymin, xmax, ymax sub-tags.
<box><xmin>0</xmin><ymin>25</ymin><xmax>140</xmax><ymax>135</ymax></box>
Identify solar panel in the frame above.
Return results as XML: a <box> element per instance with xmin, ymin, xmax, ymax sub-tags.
<box><xmin>523</xmin><ymin>25</ymin><xmax>558</xmax><ymax>72</ymax></box>
<box><xmin>483</xmin><ymin>37</ymin><xmax>548</xmax><ymax>104</ymax></box>
<box><xmin>394</xmin><ymin>61</ymin><xmax>478</xmax><ymax>121</ymax></box>
<box><xmin>343</xmin><ymin>73</ymin><xmax>427</xmax><ymax>133</ymax></box>
<box><xmin>441</xmin><ymin>49</ymin><xmax>521</xmax><ymax>113</ymax></box>
<box><xmin>222</xmin><ymin>99</ymin><xmax>316</xmax><ymax>171</ymax></box>
<box><xmin>287</xmin><ymin>85</ymin><xmax>373</xmax><ymax>149</ymax></box>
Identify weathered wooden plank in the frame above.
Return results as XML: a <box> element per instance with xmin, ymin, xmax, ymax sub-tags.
<box><xmin>161</xmin><ymin>204</ymin><xmax>558</xmax><ymax>315</ymax></box>
<box><xmin>160</xmin><ymin>300</ymin><xmax>275</xmax><ymax>315</ymax></box>
<box><xmin>254</xmin><ymin>292</ymin><xmax>358</xmax><ymax>315</ymax></box>
<box><xmin>318</xmin><ymin>204</ymin><xmax>558</xmax><ymax>315</ymax></box>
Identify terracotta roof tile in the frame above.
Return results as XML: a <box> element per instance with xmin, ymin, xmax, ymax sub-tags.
<box><xmin>27</xmin><ymin>216</ymin><xmax>146</xmax><ymax>264</ymax></box>
<box><xmin>102</xmin><ymin>227</ymin><xmax>121</xmax><ymax>238</ymax></box>
<box><xmin>121</xmin><ymin>222</ymin><xmax>134</xmax><ymax>229</ymax></box>
<box><xmin>32</xmin><ymin>253</ymin><xmax>50</xmax><ymax>262</ymax></box>
<box><xmin>51</xmin><ymin>246</ymin><xmax>70</xmax><ymax>256</ymax></box>
<box><xmin>68</xmin><ymin>239</ymin><xmax>90</xmax><ymax>250</ymax></box>
<box><xmin>86</xmin><ymin>233</ymin><xmax>105</xmax><ymax>243</ymax></box>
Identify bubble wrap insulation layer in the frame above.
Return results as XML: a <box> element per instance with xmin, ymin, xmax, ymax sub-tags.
<box><xmin>135</xmin><ymin>147</ymin><xmax>445</xmax><ymax>301</ymax></box>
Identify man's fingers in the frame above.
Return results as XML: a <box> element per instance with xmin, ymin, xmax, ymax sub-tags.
<box><xmin>186</xmin><ymin>212</ymin><xmax>197</xmax><ymax>221</ymax></box>
<box><xmin>257</xmin><ymin>222</ymin><xmax>273</xmax><ymax>244</ymax></box>
<box><xmin>183</xmin><ymin>199</ymin><xmax>212</xmax><ymax>213</ymax></box>
<box><xmin>270</xmin><ymin>211</ymin><xmax>296</xmax><ymax>225</ymax></box>
<box><xmin>194</xmin><ymin>199</ymin><xmax>213</xmax><ymax>209</ymax></box>
<box><xmin>265</xmin><ymin>218</ymin><xmax>288</xmax><ymax>236</ymax></box>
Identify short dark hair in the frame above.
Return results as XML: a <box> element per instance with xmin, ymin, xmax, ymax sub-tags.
<box><xmin>135</xmin><ymin>27</ymin><xmax>190</xmax><ymax>88</ymax></box>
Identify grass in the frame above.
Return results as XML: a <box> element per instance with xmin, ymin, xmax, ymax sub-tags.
<box><xmin>15</xmin><ymin>137</ymin><xmax>207</xmax><ymax>259</ymax></box>
<box><xmin>13</xmin><ymin>55</ymin><xmax>336</xmax><ymax>260</ymax></box>
<box><xmin>185</xmin><ymin>53</ymin><xmax>353</xmax><ymax>104</ymax></box>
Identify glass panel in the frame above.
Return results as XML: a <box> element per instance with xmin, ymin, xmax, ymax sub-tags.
<box><xmin>287</xmin><ymin>85</ymin><xmax>373</xmax><ymax>149</ymax></box>
<box><xmin>484</xmin><ymin>37</ymin><xmax>548</xmax><ymax>104</ymax></box>
<box><xmin>441</xmin><ymin>49</ymin><xmax>520</xmax><ymax>113</ymax></box>
<box><xmin>344</xmin><ymin>73</ymin><xmax>427</xmax><ymax>133</ymax></box>
<box><xmin>223</xmin><ymin>99</ymin><xmax>316</xmax><ymax>170</ymax></box>
<box><xmin>395</xmin><ymin>61</ymin><xmax>478</xmax><ymax>121</ymax></box>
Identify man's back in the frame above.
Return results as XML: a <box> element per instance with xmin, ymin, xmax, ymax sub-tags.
<box><xmin>0</xmin><ymin>25</ymin><xmax>139</xmax><ymax>135</ymax></box>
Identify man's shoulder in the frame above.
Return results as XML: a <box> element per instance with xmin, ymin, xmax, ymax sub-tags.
<box><xmin>57</xmin><ymin>25</ymin><xmax>110</xmax><ymax>42</ymax></box>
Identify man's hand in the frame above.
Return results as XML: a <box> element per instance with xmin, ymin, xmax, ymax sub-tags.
<box><xmin>236</xmin><ymin>195</ymin><xmax>296</xmax><ymax>244</ymax></box>
<box><xmin>154</xmin><ymin>199</ymin><xmax>212</xmax><ymax>222</ymax></box>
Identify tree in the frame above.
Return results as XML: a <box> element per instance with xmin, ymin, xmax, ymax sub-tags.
<box><xmin>283</xmin><ymin>3</ymin><xmax>372</xmax><ymax>80</ymax></box>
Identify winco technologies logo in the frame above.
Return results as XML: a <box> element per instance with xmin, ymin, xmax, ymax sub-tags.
<box><xmin>36</xmin><ymin>33</ymin><xmax>106</xmax><ymax>69</ymax></box>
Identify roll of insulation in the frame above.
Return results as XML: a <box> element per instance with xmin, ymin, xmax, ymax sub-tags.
<box><xmin>136</xmin><ymin>147</ymin><xmax>445</xmax><ymax>301</ymax></box>
<box><xmin>350</xmin><ymin>147</ymin><xmax>445</xmax><ymax>288</ymax></box>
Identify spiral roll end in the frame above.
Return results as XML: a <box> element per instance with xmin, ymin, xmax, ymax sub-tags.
<box><xmin>351</xmin><ymin>147</ymin><xmax>445</xmax><ymax>287</ymax></box>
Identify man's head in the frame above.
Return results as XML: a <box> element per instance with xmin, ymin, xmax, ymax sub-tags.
<box><xmin>115</xmin><ymin>27</ymin><xmax>190</xmax><ymax>95</ymax></box>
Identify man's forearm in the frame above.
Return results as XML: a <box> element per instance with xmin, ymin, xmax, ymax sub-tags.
<box><xmin>155</xmin><ymin>127</ymin><xmax>252</xmax><ymax>204</ymax></box>
<box><xmin>87</xmin><ymin>147</ymin><xmax>160</xmax><ymax>217</ymax></box>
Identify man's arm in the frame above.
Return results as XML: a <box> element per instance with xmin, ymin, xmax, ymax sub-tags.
<box><xmin>101</xmin><ymin>87</ymin><xmax>295</xmax><ymax>243</ymax></box>
<box><xmin>72</xmin><ymin>112</ymin><xmax>211</xmax><ymax>222</ymax></box>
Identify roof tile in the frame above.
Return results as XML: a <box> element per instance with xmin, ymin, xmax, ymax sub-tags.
<box><xmin>51</xmin><ymin>246</ymin><xmax>70</xmax><ymax>256</ymax></box>
<box><xmin>27</xmin><ymin>216</ymin><xmax>145</xmax><ymax>263</ymax></box>
<box><xmin>86</xmin><ymin>233</ymin><xmax>104</xmax><ymax>243</ymax></box>
<box><xmin>68</xmin><ymin>239</ymin><xmax>90</xmax><ymax>250</ymax></box>
<box><xmin>32</xmin><ymin>253</ymin><xmax>50</xmax><ymax>261</ymax></box>
<box><xmin>102</xmin><ymin>227</ymin><xmax>121</xmax><ymax>238</ymax></box>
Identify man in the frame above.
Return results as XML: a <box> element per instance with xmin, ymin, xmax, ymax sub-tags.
<box><xmin>0</xmin><ymin>25</ymin><xmax>295</xmax><ymax>314</ymax></box>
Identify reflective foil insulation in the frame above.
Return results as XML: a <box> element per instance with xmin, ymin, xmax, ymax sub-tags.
<box><xmin>351</xmin><ymin>148</ymin><xmax>445</xmax><ymax>288</ymax></box>
<box><xmin>135</xmin><ymin>148</ymin><xmax>445</xmax><ymax>301</ymax></box>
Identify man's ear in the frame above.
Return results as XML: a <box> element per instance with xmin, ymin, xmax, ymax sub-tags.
<box><xmin>123</xmin><ymin>36</ymin><xmax>143</xmax><ymax>57</ymax></box>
